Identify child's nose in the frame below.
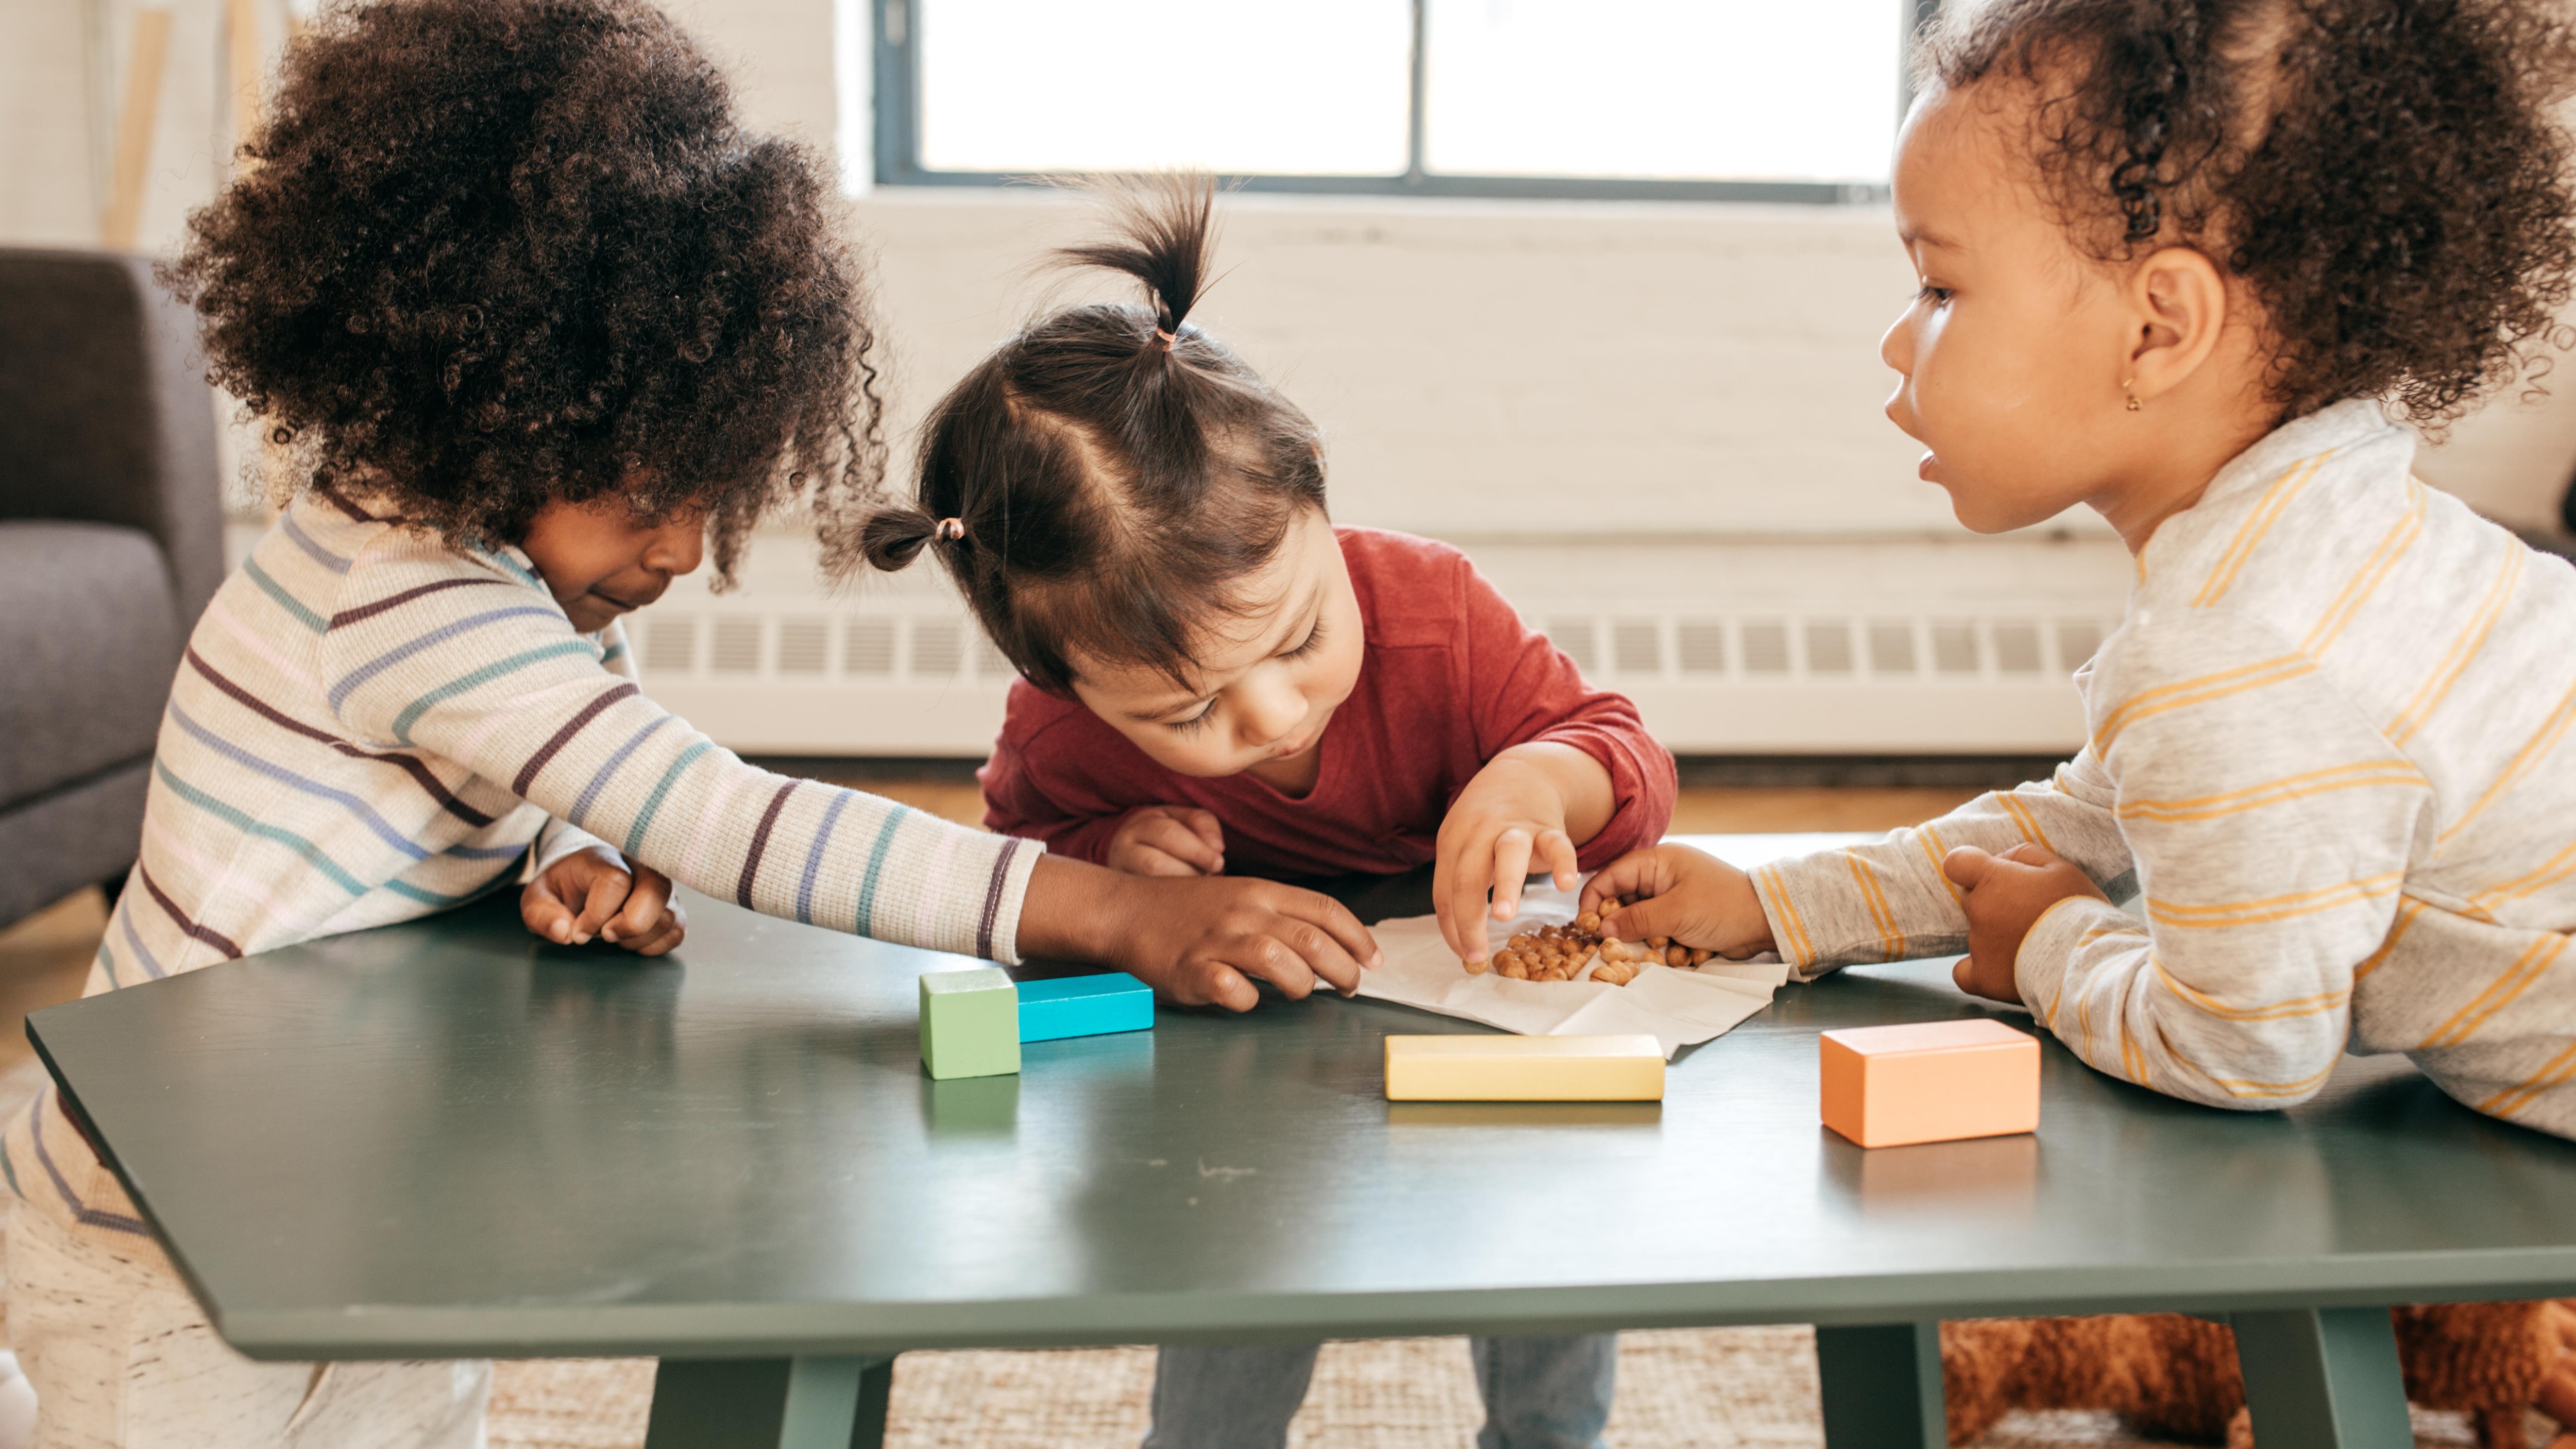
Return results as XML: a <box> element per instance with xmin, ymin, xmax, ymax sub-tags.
<box><xmin>1879</xmin><ymin>309</ymin><xmax>1914</xmax><ymax>377</ymax></box>
<box><xmin>648</xmin><ymin>520</ymin><xmax>706</xmax><ymax>576</ymax></box>
<box><xmin>1235</xmin><ymin>673</ymin><xmax>1306</xmax><ymax>745</ymax></box>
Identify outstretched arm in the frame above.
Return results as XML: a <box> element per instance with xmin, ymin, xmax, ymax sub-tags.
<box><xmin>1734</xmin><ymin>751</ymin><xmax>2132</xmax><ymax>979</ymax></box>
<box><xmin>1435</xmin><ymin>560</ymin><xmax>1676</xmax><ymax>960</ymax></box>
<box><xmin>326</xmin><ymin>546</ymin><xmax>1377</xmax><ymax>997</ymax></box>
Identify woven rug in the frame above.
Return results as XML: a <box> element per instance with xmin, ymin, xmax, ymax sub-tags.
<box><xmin>486</xmin><ymin>1335</ymin><xmax>2504</xmax><ymax>1448</ymax></box>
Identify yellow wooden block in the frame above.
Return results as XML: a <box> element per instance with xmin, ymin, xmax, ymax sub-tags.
<box><xmin>1383</xmin><ymin>1034</ymin><xmax>1665</xmax><ymax>1101</ymax></box>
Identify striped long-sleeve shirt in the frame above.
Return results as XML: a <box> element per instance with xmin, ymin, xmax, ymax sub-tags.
<box><xmin>93</xmin><ymin>492</ymin><xmax>1041</xmax><ymax>996</ymax></box>
<box><xmin>1752</xmin><ymin>399</ymin><xmax>2576</xmax><ymax>1138</ymax></box>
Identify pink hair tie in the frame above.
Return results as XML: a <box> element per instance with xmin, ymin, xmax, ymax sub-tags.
<box><xmin>934</xmin><ymin>517</ymin><xmax>967</xmax><ymax>542</ymax></box>
<box><xmin>1153</xmin><ymin>327</ymin><xmax>1179</xmax><ymax>352</ymax></box>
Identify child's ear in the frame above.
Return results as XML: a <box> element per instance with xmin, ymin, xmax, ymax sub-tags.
<box><xmin>2124</xmin><ymin>246</ymin><xmax>2233</xmax><ymax>404</ymax></box>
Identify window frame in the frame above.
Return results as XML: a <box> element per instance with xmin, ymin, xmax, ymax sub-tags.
<box><xmin>870</xmin><ymin>0</ymin><xmax>1937</xmax><ymax>204</ymax></box>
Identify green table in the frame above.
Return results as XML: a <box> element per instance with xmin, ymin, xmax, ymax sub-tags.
<box><xmin>28</xmin><ymin>835</ymin><xmax>2576</xmax><ymax>1449</ymax></box>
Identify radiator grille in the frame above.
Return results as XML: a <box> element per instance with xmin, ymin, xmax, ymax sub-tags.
<box><xmin>637</xmin><ymin>609</ymin><xmax>2117</xmax><ymax>687</ymax></box>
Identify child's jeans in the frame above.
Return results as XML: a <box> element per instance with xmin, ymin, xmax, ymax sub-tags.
<box><xmin>1143</xmin><ymin>1333</ymin><xmax>1617</xmax><ymax>1449</ymax></box>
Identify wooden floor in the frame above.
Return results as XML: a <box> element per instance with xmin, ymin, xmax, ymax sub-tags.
<box><xmin>0</xmin><ymin>890</ymin><xmax>104</xmax><ymax>1079</ymax></box>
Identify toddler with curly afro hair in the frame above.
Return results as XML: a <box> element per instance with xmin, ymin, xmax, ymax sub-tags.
<box><xmin>168</xmin><ymin>0</ymin><xmax>870</xmax><ymax>578</ymax></box>
<box><xmin>10</xmin><ymin>5</ymin><xmax>1381</xmax><ymax>1442</ymax></box>
<box><xmin>1575</xmin><ymin>4</ymin><xmax>2576</xmax><ymax>1434</ymax></box>
<box><xmin>1595</xmin><ymin>0</ymin><xmax>2576</xmax><ymax>1138</ymax></box>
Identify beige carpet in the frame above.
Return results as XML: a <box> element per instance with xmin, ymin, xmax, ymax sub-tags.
<box><xmin>485</xmin><ymin>1335</ymin><xmax>2506</xmax><ymax>1448</ymax></box>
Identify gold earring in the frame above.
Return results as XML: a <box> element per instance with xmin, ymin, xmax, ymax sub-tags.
<box><xmin>2123</xmin><ymin>377</ymin><xmax>2141</xmax><ymax>412</ymax></box>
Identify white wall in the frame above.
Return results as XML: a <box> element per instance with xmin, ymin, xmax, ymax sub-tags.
<box><xmin>854</xmin><ymin>187</ymin><xmax>1950</xmax><ymax>539</ymax></box>
<box><xmin>44</xmin><ymin>0</ymin><xmax>2576</xmax><ymax>756</ymax></box>
<box><xmin>0</xmin><ymin>0</ymin><xmax>98</xmax><ymax>249</ymax></box>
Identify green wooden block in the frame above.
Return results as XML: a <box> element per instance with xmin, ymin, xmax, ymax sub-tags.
<box><xmin>919</xmin><ymin>968</ymin><xmax>1020</xmax><ymax>1080</ymax></box>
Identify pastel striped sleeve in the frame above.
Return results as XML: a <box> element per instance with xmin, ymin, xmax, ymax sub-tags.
<box><xmin>528</xmin><ymin>617</ymin><xmax>639</xmax><ymax>880</ymax></box>
<box><xmin>1748</xmin><ymin>748</ymin><xmax>2130</xmax><ymax>979</ymax></box>
<box><xmin>320</xmin><ymin>548</ymin><xmax>1041</xmax><ymax>963</ymax></box>
<box><xmin>2015</xmin><ymin>606</ymin><xmax>2431</xmax><ymax>1110</ymax></box>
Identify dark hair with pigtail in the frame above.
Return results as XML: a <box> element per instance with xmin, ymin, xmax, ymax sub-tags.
<box><xmin>1923</xmin><ymin>0</ymin><xmax>2576</xmax><ymax>425</ymax></box>
<box><xmin>843</xmin><ymin>175</ymin><xmax>1327</xmax><ymax>694</ymax></box>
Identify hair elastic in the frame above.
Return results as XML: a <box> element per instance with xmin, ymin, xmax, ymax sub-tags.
<box><xmin>934</xmin><ymin>517</ymin><xmax>967</xmax><ymax>541</ymax></box>
<box><xmin>1153</xmin><ymin>327</ymin><xmax>1179</xmax><ymax>352</ymax></box>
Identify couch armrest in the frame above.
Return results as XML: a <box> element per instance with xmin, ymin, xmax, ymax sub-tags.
<box><xmin>0</xmin><ymin>248</ymin><xmax>225</xmax><ymax>628</ymax></box>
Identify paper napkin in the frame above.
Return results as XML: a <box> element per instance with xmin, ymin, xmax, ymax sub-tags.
<box><xmin>1354</xmin><ymin>881</ymin><xmax>1791</xmax><ymax>1058</ymax></box>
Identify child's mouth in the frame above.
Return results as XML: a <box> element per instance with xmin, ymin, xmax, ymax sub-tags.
<box><xmin>1917</xmin><ymin>450</ymin><xmax>1939</xmax><ymax>482</ymax></box>
<box><xmin>1264</xmin><ymin>708</ymin><xmax>1335</xmax><ymax>761</ymax></box>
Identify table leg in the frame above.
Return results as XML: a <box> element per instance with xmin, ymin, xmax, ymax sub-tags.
<box><xmin>1813</xmin><ymin>1322</ymin><xmax>1944</xmax><ymax>1448</ymax></box>
<box><xmin>641</xmin><ymin>1355</ymin><xmax>896</xmax><ymax>1449</ymax></box>
<box><xmin>2229</xmin><ymin>1308</ymin><xmax>2411</xmax><ymax>1449</ymax></box>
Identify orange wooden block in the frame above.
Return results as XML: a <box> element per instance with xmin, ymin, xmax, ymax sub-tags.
<box><xmin>1820</xmin><ymin>1018</ymin><xmax>2040</xmax><ymax>1148</ymax></box>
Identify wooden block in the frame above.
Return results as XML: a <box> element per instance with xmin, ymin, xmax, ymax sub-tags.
<box><xmin>1383</xmin><ymin>1034</ymin><xmax>1664</xmax><ymax>1102</ymax></box>
<box><xmin>1018</xmin><ymin>973</ymin><xmax>1153</xmax><ymax>1043</ymax></box>
<box><xmin>1820</xmin><ymin>1018</ymin><xmax>2039</xmax><ymax>1148</ymax></box>
<box><xmin>919</xmin><ymin>968</ymin><xmax>1019</xmax><ymax>1080</ymax></box>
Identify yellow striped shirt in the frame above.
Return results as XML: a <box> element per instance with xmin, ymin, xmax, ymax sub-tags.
<box><xmin>1752</xmin><ymin>400</ymin><xmax>2576</xmax><ymax>1137</ymax></box>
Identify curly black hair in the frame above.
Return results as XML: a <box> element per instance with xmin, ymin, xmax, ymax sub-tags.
<box><xmin>1924</xmin><ymin>0</ymin><xmax>2576</xmax><ymax>425</ymax></box>
<box><xmin>164</xmin><ymin>0</ymin><xmax>876</xmax><ymax>580</ymax></box>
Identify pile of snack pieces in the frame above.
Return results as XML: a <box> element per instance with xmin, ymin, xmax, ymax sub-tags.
<box><xmin>1465</xmin><ymin>905</ymin><xmax>1717</xmax><ymax>986</ymax></box>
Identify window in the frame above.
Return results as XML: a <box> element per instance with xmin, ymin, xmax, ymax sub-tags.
<box><xmin>871</xmin><ymin>1</ymin><xmax>1931</xmax><ymax>203</ymax></box>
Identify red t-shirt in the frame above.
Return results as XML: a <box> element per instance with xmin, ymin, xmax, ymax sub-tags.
<box><xmin>979</xmin><ymin>527</ymin><xmax>1677</xmax><ymax>878</ymax></box>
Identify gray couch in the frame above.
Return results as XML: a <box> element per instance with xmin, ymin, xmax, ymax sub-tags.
<box><xmin>0</xmin><ymin>249</ymin><xmax>224</xmax><ymax>929</ymax></box>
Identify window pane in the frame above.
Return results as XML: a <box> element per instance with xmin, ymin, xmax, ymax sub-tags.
<box><xmin>1424</xmin><ymin>0</ymin><xmax>1905</xmax><ymax>183</ymax></box>
<box><xmin>918</xmin><ymin>1</ymin><xmax>1412</xmax><ymax>175</ymax></box>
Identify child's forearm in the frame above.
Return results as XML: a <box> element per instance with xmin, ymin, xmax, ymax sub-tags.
<box><xmin>1751</xmin><ymin>768</ymin><xmax>2129</xmax><ymax>975</ymax></box>
<box><xmin>1017</xmin><ymin>854</ymin><xmax>1132</xmax><ymax>962</ymax></box>
<box><xmin>1492</xmin><ymin>741</ymin><xmax>1616</xmax><ymax>843</ymax></box>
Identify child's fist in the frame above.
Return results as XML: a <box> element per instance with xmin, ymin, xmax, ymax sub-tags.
<box><xmin>1105</xmin><ymin>805</ymin><xmax>1226</xmax><ymax>877</ymax></box>
<box><xmin>1581</xmin><ymin>844</ymin><xmax>1774</xmax><ymax>960</ymax></box>
<box><xmin>1942</xmin><ymin>843</ymin><xmax>2107</xmax><ymax>1004</ymax></box>
<box><xmin>522</xmin><ymin>844</ymin><xmax>686</xmax><ymax>956</ymax></box>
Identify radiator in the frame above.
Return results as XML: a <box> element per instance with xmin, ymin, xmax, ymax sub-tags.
<box><xmin>621</xmin><ymin>530</ymin><xmax>2129</xmax><ymax>756</ymax></box>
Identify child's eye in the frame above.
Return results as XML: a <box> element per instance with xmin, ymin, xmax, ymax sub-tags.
<box><xmin>1917</xmin><ymin>283</ymin><xmax>1953</xmax><ymax>306</ymax></box>
<box><xmin>1166</xmin><ymin>701</ymin><xmax>1218</xmax><ymax>735</ymax></box>
<box><xmin>1281</xmin><ymin>617</ymin><xmax>1328</xmax><ymax>660</ymax></box>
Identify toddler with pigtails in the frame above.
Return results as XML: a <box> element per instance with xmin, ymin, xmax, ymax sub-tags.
<box><xmin>1594</xmin><ymin>0</ymin><xmax>2576</xmax><ymax>1138</ymax></box>
<box><xmin>858</xmin><ymin>178</ymin><xmax>1673</xmax><ymax>1449</ymax></box>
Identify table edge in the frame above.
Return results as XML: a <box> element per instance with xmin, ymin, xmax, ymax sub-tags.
<box><xmin>210</xmin><ymin>1254</ymin><xmax>2576</xmax><ymax>1361</ymax></box>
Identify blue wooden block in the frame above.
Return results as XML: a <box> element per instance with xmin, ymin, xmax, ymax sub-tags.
<box><xmin>1018</xmin><ymin>973</ymin><xmax>1154</xmax><ymax>1043</ymax></box>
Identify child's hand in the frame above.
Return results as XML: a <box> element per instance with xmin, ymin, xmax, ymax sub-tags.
<box><xmin>1105</xmin><ymin>805</ymin><xmax>1226</xmax><ymax>877</ymax></box>
<box><xmin>1943</xmin><ymin>843</ymin><xmax>2107</xmax><ymax>1004</ymax></box>
<box><xmin>521</xmin><ymin>844</ymin><xmax>686</xmax><ymax>956</ymax></box>
<box><xmin>1581</xmin><ymin>844</ymin><xmax>1775</xmax><ymax>959</ymax></box>
<box><xmin>1021</xmin><ymin>856</ymin><xmax>1379</xmax><ymax>1013</ymax></box>
<box><xmin>1435</xmin><ymin>755</ymin><xmax>1582</xmax><ymax>963</ymax></box>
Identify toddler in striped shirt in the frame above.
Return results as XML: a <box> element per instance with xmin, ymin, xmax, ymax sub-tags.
<box><xmin>0</xmin><ymin>3</ymin><xmax>1374</xmax><ymax>1445</ymax></box>
<box><xmin>1593</xmin><ymin>0</ymin><xmax>2576</xmax><ymax>1138</ymax></box>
